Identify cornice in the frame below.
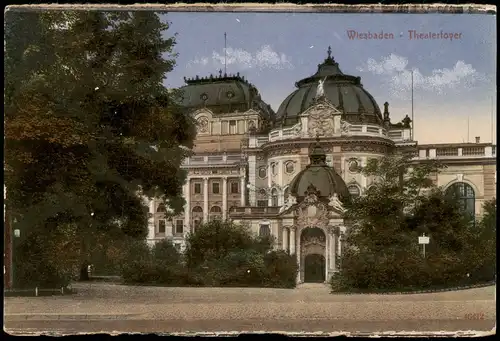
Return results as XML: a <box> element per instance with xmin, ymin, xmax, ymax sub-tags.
<box><xmin>259</xmin><ymin>136</ymin><xmax>394</xmax><ymax>152</ymax></box>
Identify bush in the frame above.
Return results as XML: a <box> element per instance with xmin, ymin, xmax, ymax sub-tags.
<box><xmin>121</xmin><ymin>221</ymin><xmax>299</xmax><ymax>288</ymax></box>
<box><xmin>14</xmin><ymin>227</ymin><xmax>78</xmax><ymax>289</ymax></box>
<box><xmin>263</xmin><ymin>250</ymin><xmax>298</xmax><ymax>288</ymax></box>
<box><xmin>120</xmin><ymin>239</ymin><xmax>185</xmax><ymax>285</ymax></box>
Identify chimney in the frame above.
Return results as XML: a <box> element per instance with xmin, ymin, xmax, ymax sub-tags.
<box><xmin>475</xmin><ymin>136</ymin><xmax>480</xmax><ymax>143</ymax></box>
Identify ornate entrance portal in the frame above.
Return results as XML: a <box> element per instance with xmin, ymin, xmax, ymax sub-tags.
<box><xmin>300</xmin><ymin>227</ymin><xmax>327</xmax><ymax>283</ymax></box>
<box><xmin>304</xmin><ymin>254</ymin><xmax>326</xmax><ymax>282</ymax></box>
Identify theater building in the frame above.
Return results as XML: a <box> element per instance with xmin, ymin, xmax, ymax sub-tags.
<box><xmin>146</xmin><ymin>48</ymin><xmax>496</xmax><ymax>283</ymax></box>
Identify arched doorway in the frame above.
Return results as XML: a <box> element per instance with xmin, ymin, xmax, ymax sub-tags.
<box><xmin>304</xmin><ymin>254</ymin><xmax>326</xmax><ymax>282</ymax></box>
<box><xmin>300</xmin><ymin>227</ymin><xmax>327</xmax><ymax>283</ymax></box>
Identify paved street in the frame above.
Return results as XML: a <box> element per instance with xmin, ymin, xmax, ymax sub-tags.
<box><xmin>4</xmin><ymin>283</ymin><xmax>496</xmax><ymax>335</ymax></box>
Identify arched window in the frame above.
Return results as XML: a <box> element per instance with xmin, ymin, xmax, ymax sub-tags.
<box><xmin>446</xmin><ymin>182</ymin><xmax>476</xmax><ymax>217</ymax></box>
<box><xmin>259</xmin><ymin>224</ymin><xmax>271</xmax><ymax>237</ymax></box>
<box><xmin>192</xmin><ymin>206</ymin><xmax>203</xmax><ymax>213</ymax></box>
<box><xmin>157</xmin><ymin>203</ymin><xmax>166</xmax><ymax>212</ymax></box>
<box><xmin>209</xmin><ymin>206</ymin><xmax>222</xmax><ymax>221</ymax></box>
<box><xmin>271</xmin><ymin>188</ymin><xmax>279</xmax><ymax>207</ymax></box>
<box><xmin>284</xmin><ymin>187</ymin><xmax>290</xmax><ymax>202</ymax></box>
<box><xmin>347</xmin><ymin>185</ymin><xmax>361</xmax><ymax>198</ymax></box>
<box><xmin>285</xmin><ymin>161</ymin><xmax>295</xmax><ymax>174</ymax></box>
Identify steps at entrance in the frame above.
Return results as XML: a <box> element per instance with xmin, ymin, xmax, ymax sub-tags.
<box><xmin>297</xmin><ymin>283</ymin><xmax>330</xmax><ymax>290</ymax></box>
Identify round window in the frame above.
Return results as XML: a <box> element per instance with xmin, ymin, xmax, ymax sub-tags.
<box><xmin>285</xmin><ymin>161</ymin><xmax>295</xmax><ymax>174</ymax></box>
<box><xmin>348</xmin><ymin>185</ymin><xmax>361</xmax><ymax>198</ymax></box>
<box><xmin>258</xmin><ymin>167</ymin><xmax>267</xmax><ymax>179</ymax></box>
<box><xmin>200</xmin><ymin>93</ymin><xmax>208</xmax><ymax>101</ymax></box>
<box><xmin>348</xmin><ymin>160</ymin><xmax>359</xmax><ymax>173</ymax></box>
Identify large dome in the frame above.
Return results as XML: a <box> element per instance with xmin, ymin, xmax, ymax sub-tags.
<box><xmin>289</xmin><ymin>138</ymin><xmax>350</xmax><ymax>202</ymax></box>
<box><xmin>179</xmin><ymin>72</ymin><xmax>274</xmax><ymax>118</ymax></box>
<box><xmin>276</xmin><ymin>47</ymin><xmax>383</xmax><ymax>127</ymax></box>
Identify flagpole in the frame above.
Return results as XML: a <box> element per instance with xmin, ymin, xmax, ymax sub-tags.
<box><xmin>411</xmin><ymin>69</ymin><xmax>414</xmax><ymax>141</ymax></box>
<box><xmin>492</xmin><ymin>96</ymin><xmax>495</xmax><ymax>143</ymax></box>
<box><xmin>224</xmin><ymin>32</ymin><xmax>227</xmax><ymax>75</ymax></box>
<box><xmin>467</xmin><ymin>116</ymin><xmax>470</xmax><ymax>143</ymax></box>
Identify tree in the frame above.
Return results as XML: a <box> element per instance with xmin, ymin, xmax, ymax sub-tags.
<box><xmin>4</xmin><ymin>10</ymin><xmax>195</xmax><ymax>287</ymax></box>
<box><xmin>184</xmin><ymin>220</ymin><xmax>273</xmax><ymax>269</ymax></box>
<box><xmin>335</xmin><ymin>154</ymin><xmax>483</xmax><ymax>291</ymax></box>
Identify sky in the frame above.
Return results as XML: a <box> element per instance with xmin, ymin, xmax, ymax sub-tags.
<box><xmin>161</xmin><ymin>12</ymin><xmax>496</xmax><ymax>144</ymax></box>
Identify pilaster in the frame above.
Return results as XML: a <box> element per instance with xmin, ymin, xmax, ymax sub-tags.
<box><xmin>203</xmin><ymin>177</ymin><xmax>209</xmax><ymax>223</ymax></box>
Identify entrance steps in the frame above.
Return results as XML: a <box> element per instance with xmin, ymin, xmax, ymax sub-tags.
<box><xmin>297</xmin><ymin>282</ymin><xmax>330</xmax><ymax>290</ymax></box>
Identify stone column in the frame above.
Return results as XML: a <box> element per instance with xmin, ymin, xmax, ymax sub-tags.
<box><xmin>203</xmin><ymin>177</ymin><xmax>209</xmax><ymax>223</ymax></box>
<box><xmin>337</xmin><ymin>230</ymin><xmax>343</xmax><ymax>267</ymax></box>
<box><xmin>282</xmin><ymin>227</ymin><xmax>288</xmax><ymax>252</ymax></box>
<box><xmin>296</xmin><ymin>228</ymin><xmax>301</xmax><ymax>284</ymax></box>
<box><xmin>329</xmin><ymin>229</ymin><xmax>335</xmax><ymax>271</ymax></box>
<box><xmin>183</xmin><ymin>178</ymin><xmax>190</xmax><ymax>232</ymax></box>
<box><xmin>240</xmin><ymin>176</ymin><xmax>246</xmax><ymax>206</ymax></box>
<box><xmin>290</xmin><ymin>226</ymin><xmax>296</xmax><ymax>254</ymax></box>
<box><xmin>222</xmin><ymin>177</ymin><xmax>228</xmax><ymax>220</ymax></box>
<box><xmin>325</xmin><ymin>230</ymin><xmax>329</xmax><ymax>282</ymax></box>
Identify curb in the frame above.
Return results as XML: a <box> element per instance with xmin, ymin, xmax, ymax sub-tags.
<box><xmin>330</xmin><ymin>282</ymin><xmax>496</xmax><ymax>295</ymax></box>
<box><xmin>4</xmin><ymin>313</ymin><xmax>141</xmax><ymax>321</ymax></box>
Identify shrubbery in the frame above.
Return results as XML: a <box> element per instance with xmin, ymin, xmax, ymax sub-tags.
<box><xmin>331</xmin><ymin>155</ymin><xmax>496</xmax><ymax>293</ymax></box>
<box><xmin>120</xmin><ymin>220</ymin><xmax>298</xmax><ymax>288</ymax></box>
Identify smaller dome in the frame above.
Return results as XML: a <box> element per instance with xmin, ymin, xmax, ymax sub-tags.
<box><xmin>289</xmin><ymin>138</ymin><xmax>351</xmax><ymax>202</ymax></box>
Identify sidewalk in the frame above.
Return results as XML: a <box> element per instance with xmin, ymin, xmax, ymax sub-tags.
<box><xmin>5</xmin><ymin>313</ymin><xmax>143</xmax><ymax>321</ymax></box>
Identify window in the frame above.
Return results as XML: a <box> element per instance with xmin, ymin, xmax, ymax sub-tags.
<box><xmin>258</xmin><ymin>189</ymin><xmax>267</xmax><ymax>198</ymax></box>
<box><xmin>257</xmin><ymin>200</ymin><xmax>268</xmax><ymax>207</ymax></box>
<box><xmin>271</xmin><ymin>188</ymin><xmax>279</xmax><ymax>207</ymax></box>
<box><xmin>230</xmin><ymin>181</ymin><xmax>239</xmax><ymax>194</ymax></box>
<box><xmin>258</xmin><ymin>167</ymin><xmax>267</xmax><ymax>179</ymax></box>
<box><xmin>175</xmin><ymin>219</ymin><xmax>184</xmax><ymax>234</ymax></box>
<box><xmin>446</xmin><ymin>182</ymin><xmax>476</xmax><ymax>217</ymax></box>
<box><xmin>193</xmin><ymin>219</ymin><xmax>201</xmax><ymax>229</ymax></box>
<box><xmin>212</xmin><ymin>182</ymin><xmax>220</xmax><ymax>194</ymax></box>
<box><xmin>157</xmin><ymin>203</ymin><xmax>166</xmax><ymax>213</ymax></box>
<box><xmin>194</xmin><ymin>183</ymin><xmax>202</xmax><ymax>194</ymax></box>
<box><xmin>348</xmin><ymin>159</ymin><xmax>360</xmax><ymax>173</ymax></box>
<box><xmin>192</xmin><ymin>206</ymin><xmax>203</xmax><ymax>214</ymax></box>
<box><xmin>347</xmin><ymin>185</ymin><xmax>361</xmax><ymax>198</ymax></box>
<box><xmin>285</xmin><ymin>161</ymin><xmax>295</xmax><ymax>174</ymax></box>
<box><xmin>158</xmin><ymin>220</ymin><xmax>166</xmax><ymax>233</ymax></box>
<box><xmin>229</xmin><ymin>120</ymin><xmax>237</xmax><ymax>134</ymax></box>
<box><xmin>271</xmin><ymin>163</ymin><xmax>277</xmax><ymax>175</ymax></box>
<box><xmin>259</xmin><ymin>224</ymin><xmax>271</xmax><ymax>237</ymax></box>
<box><xmin>209</xmin><ymin>206</ymin><xmax>222</xmax><ymax>221</ymax></box>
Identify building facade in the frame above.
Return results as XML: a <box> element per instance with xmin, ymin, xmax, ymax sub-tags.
<box><xmin>146</xmin><ymin>48</ymin><xmax>496</xmax><ymax>283</ymax></box>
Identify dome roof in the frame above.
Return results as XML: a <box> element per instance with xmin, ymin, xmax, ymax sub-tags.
<box><xmin>178</xmin><ymin>71</ymin><xmax>274</xmax><ymax>118</ymax></box>
<box><xmin>276</xmin><ymin>47</ymin><xmax>383</xmax><ymax>127</ymax></box>
<box><xmin>289</xmin><ymin>138</ymin><xmax>351</xmax><ymax>202</ymax></box>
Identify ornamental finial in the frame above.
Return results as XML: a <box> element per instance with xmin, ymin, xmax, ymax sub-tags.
<box><xmin>327</xmin><ymin>46</ymin><xmax>332</xmax><ymax>59</ymax></box>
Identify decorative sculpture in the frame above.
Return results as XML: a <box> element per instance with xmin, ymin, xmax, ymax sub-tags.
<box><xmin>316</xmin><ymin>77</ymin><xmax>327</xmax><ymax>99</ymax></box>
<box><xmin>340</xmin><ymin>120</ymin><xmax>351</xmax><ymax>135</ymax></box>
<box><xmin>291</xmin><ymin>120</ymin><xmax>302</xmax><ymax>136</ymax></box>
<box><xmin>328</xmin><ymin>193</ymin><xmax>346</xmax><ymax>213</ymax></box>
<box><xmin>279</xmin><ymin>195</ymin><xmax>297</xmax><ymax>213</ymax></box>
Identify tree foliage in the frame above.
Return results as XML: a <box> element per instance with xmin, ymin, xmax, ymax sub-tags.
<box><xmin>184</xmin><ymin>220</ymin><xmax>274</xmax><ymax>268</ymax></box>
<box><xmin>334</xmin><ymin>154</ymin><xmax>494</xmax><ymax>292</ymax></box>
<box><xmin>121</xmin><ymin>220</ymin><xmax>298</xmax><ymax>288</ymax></box>
<box><xmin>4</xmin><ymin>10</ymin><xmax>195</xmax><ymax>287</ymax></box>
